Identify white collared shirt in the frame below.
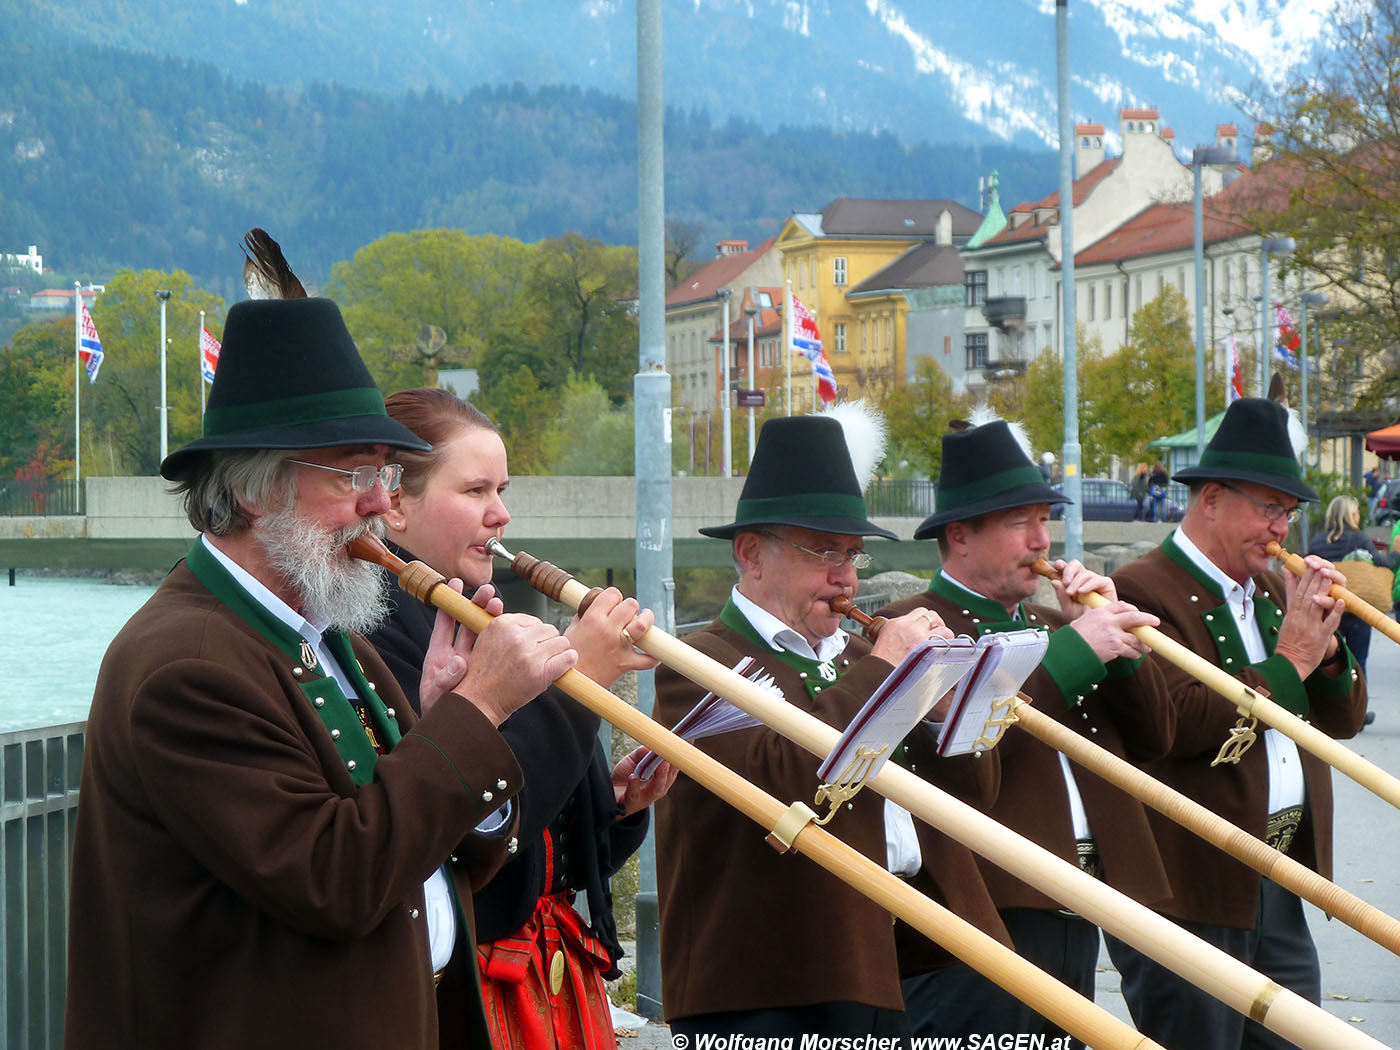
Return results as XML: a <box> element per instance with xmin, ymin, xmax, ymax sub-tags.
<box><xmin>1171</xmin><ymin>529</ymin><xmax>1306</xmax><ymax>813</ymax></box>
<box><xmin>201</xmin><ymin>536</ymin><xmax>459</xmax><ymax>972</ymax></box>
<box><xmin>729</xmin><ymin>586</ymin><xmax>923</xmax><ymax>876</ymax></box>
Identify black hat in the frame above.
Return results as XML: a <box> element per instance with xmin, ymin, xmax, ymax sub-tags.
<box><xmin>160</xmin><ymin>298</ymin><xmax>429</xmax><ymax>481</ymax></box>
<box><xmin>1172</xmin><ymin>397</ymin><xmax>1317</xmax><ymax>501</ymax></box>
<box><xmin>913</xmin><ymin>419</ymin><xmax>1069</xmax><ymax>539</ymax></box>
<box><xmin>699</xmin><ymin>415</ymin><xmax>896</xmax><ymax>540</ymax></box>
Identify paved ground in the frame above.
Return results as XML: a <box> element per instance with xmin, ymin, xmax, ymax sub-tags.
<box><xmin>613</xmin><ymin>623</ymin><xmax>1400</xmax><ymax>1048</ymax></box>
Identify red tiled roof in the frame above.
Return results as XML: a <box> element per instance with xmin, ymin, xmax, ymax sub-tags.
<box><xmin>1074</xmin><ymin>200</ymin><xmax>1251</xmax><ymax>266</ymax></box>
<box><xmin>665</xmin><ymin>236</ymin><xmax>777</xmax><ymax>308</ymax></box>
<box><xmin>979</xmin><ymin>157</ymin><xmax>1122</xmax><ymax>247</ymax></box>
<box><xmin>1121</xmin><ymin>107</ymin><xmax>1160</xmax><ymax>120</ymax></box>
<box><xmin>709</xmin><ymin>286</ymin><xmax>784</xmax><ymax>344</ymax></box>
<box><xmin>1075</xmin><ymin>122</ymin><xmax>1106</xmax><ymax>135</ymax></box>
<box><xmin>1162</xmin><ymin>127</ymin><xmax>1175</xmax><ymax>140</ymax></box>
<box><xmin>1217</xmin><ymin>123</ymin><xmax>1239</xmax><ymax>137</ymax></box>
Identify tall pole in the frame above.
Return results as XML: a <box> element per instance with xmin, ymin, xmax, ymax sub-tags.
<box><xmin>1193</xmin><ymin>155</ymin><xmax>1206</xmax><ymax>460</ymax></box>
<box><xmin>633</xmin><ymin>0</ymin><xmax>671</xmax><ymax>1019</ymax></box>
<box><xmin>719</xmin><ymin>287</ymin><xmax>732</xmax><ymax>476</ymax></box>
<box><xmin>73</xmin><ymin>282</ymin><xmax>81</xmax><ymax>508</ymax></box>
<box><xmin>199</xmin><ymin>309</ymin><xmax>208</xmax><ymax>417</ymax></box>
<box><xmin>1056</xmin><ymin>0</ymin><xmax>1083</xmax><ymax>560</ymax></box>
<box><xmin>1259</xmin><ymin>247</ymin><xmax>1270</xmax><ymax>398</ymax></box>
<box><xmin>746</xmin><ymin>291</ymin><xmax>757</xmax><ymax>465</ymax></box>
<box><xmin>784</xmin><ymin>279</ymin><xmax>794</xmax><ymax>416</ymax></box>
<box><xmin>156</xmin><ymin>290</ymin><xmax>172</xmax><ymax>465</ymax></box>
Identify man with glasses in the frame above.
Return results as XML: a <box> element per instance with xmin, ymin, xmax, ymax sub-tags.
<box><xmin>654</xmin><ymin>413</ymin><xmax>950</xmax><ymax>1040</ymax></box>
<box><xmin>878</xmin><ymin>414</ymin><xmax>1174</xmax><ymax>1044</ymax></box>
<box><xmin>1107</xmin><ymin>396</ymin><xmax>1368</xmax><ymax>1050</ymax></box>
<box><xmin>65</xmin><ymin>298</ymin><xmax>575</xmax><ymax>1050</ymax></box>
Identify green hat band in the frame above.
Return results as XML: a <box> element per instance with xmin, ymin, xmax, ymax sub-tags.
<box><xmin>936</xmin><ymin>463</ymin><xmax>1046</xmax><ymax>513</ymax></box>
<box><xmin>733</xmin><ymin>492</ymin><xmax>871</xmax><ymax>524</ymax></box>
<box><xmin>1196</xmin><ymin>448</ymin><xmax>1302</xmax><ymax>481</ymax></box>
<box><xmin>203</xmin><ymin>387</ymin><xmax>387</xmax><ymax>438</ymax></box>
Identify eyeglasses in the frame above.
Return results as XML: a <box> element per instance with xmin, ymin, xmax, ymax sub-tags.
<box><xmin>288</xmin><ymin>459</ymin><xmax>404</xmax><ymax>493</ymax></box>
<box><xmin>758</xmin><ymin>530</ymin><xmax>873</xmax><ymax>569</ymax></box>
<box><xmin>1221</xmin><ymin>482</ymin><xmax>1299</xmax><ymax>524</ymax></box>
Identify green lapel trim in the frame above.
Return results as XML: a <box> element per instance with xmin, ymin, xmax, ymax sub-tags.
<box><xmin>929</xmin><ymin>573</ymin><xmax>1025</xmax><ymax>629</ymax></box>
<box><xmin>185</xmin><ymin>539</ymin><xmax>397</xmax><ymax>786</ymax></box>
<box><xmin>719</xmin><ymin>596</ymin><xmax>842</xmax><ymax>700</ymax></box>
<box><xmin>1161</xmin><ymin>532</ymin><xmax>1226</xmax><ymax>600</ymax></box>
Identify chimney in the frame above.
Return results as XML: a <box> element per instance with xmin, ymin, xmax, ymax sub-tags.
<box><xmin>1118</xmin><ymin>107</ymin><xmax>1160</xmax><ymax>151</ymax></box>
<box><xmin>1253</xmin><ymin>123</ymin><xmax>1274</xmax><ymax>165</ymax></box>
<box><xmin>714</xmin><ymin>239</ymin><xmax>749</xmax><ymax>257</ymax></box>
<box><xmin>1074</xmin><ymin>122</ymin><xmax>1106</xmax><ymax>176</ymax></box>
<box><xmin>1215</xmin><ymin>123</ymin><xmax>1238</xmax><ymax>154</ymax></box>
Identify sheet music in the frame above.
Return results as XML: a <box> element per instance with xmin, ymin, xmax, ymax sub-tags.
<box><xmin>936</xmin><ymin>629</ymin><xmax>1048</xmax><ymax>757</ymax></box>
<box><xmin>634</xmin><ymin>657</ymin><xmax>779</xmax><ymax>781</ymax></box>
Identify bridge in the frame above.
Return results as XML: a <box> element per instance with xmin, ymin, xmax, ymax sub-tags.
<box><xmin>0</xmin><ymin>476</ymin><xmax>1169</xmax><ymax>575</ymax></box>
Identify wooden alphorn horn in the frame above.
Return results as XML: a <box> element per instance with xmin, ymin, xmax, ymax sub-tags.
<box><xmin>487</xmin><ymin>539</ymin><xmax>1390</xmax><ymax>1050</ymax></box>
<box><xmin>347</xmin><ymin>534</ymin><xmax>1162</xmax><ymax>1050</ymax></box>
<box><xmin>829</xmin><ymin>595</ymin><xmax>1400</xmax><ymax>958</ymax></box>
<box><xmin>1031</xmin><ymin>558</ymin><xmax>1400</xmax><ymax>812</ymax></box>
<box><xmin>1267</xmin><ymin>540</ymin><xmax>1400</xmax><ymax>646</ymax></box>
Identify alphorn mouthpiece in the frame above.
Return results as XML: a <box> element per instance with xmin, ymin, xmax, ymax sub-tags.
<box><xmin>829</xmin><ymin>595</ymin><xmax>886</xmax><ymax>641</ymax></box>
<box><xmin>485</xmin><ymin>537</ymin><xmax>515</xmax><ymax>562</ymax></box>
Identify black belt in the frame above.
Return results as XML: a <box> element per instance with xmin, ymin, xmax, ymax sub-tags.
<box><xmin>1265</xmin><ymin>805</ymin><xmax>1304</xmax><ymax>855</ymax></box>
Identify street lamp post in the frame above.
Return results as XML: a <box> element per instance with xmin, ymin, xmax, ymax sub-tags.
<box><xmin>1193</xmin><ymin>144</ymin><xmax>1237</xmax><ymax>459</ymax></box>
<box><xmin>745</xmin><ymin>289</ymin><xmax>757</xmax><ymax>466</ymax></box>
<box><xmin>1297</xmin><ymin>290</ymin><xmax>1327</xmax><ymax>548</ymax></box>
<box><xmin>1258</xmin><ymin>236</ymin><xmax>1296</xmax><ymax>396</ymax></box>
<box><xmin>717</xmin><ymin>288</ymin><xmax>732</xmax><ymax>476</ymax></box>
<box><xmin>156</xmin><ymin>290</ymin><xmax>172</xmax><ymax>465</ymax></box>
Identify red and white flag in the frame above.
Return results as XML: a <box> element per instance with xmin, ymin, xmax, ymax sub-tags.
<box><xmin>786</xmin><ymin>288</ymin><xmax>837</xmax><ymax>404</ymax></box>
<box><xmin>200</xmin><ymin>326</ymin><xmax>221</xmax><ymax>383</ymax></box>
<box><xmin>78</xmin><ymin>304</ymin><xmax>104</xmax><ymax>383</ymax></box>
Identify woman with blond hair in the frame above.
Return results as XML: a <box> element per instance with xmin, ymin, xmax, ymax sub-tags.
<box><xmin>1306</xmin><ymin>494</ymin><xmax>1376</xmax><ymax>679</ymax></box>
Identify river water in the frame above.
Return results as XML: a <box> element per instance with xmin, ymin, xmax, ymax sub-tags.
<box><xmin>1</xmin><ymin>574</ymin><xmax>157</xmax><ymax>732</ymax></box>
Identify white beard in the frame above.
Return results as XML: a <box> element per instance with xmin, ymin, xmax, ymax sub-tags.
<box><xmin>254</xmin><ymin>504</ymin><xmax>391</xmax><ymax>635</ymax></box>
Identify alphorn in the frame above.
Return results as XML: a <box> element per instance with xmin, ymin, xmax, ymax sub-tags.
<box><xmin>1268</xmin><ymin>540</ymin><xmax>1400</xmax><ymax>646</ymax></box>
<box><xmin>1030</xmin><ymin>558</ymin><xmax>1400</xmax><ymax>812</ymax></box>
<box><xmin>829</xmin><ymin>596</ymin><xmax>1400</xmax><ymax>958</ymax></box>
<box><xmin>347</xmin><ymin>535</ymin><xmax>1161</xmax><ymax>1050</ymax></box>
<box><xmin>488</xmin><ymin>539</ymin><xmax>1390</xmax><ymax>1050</ymax></box>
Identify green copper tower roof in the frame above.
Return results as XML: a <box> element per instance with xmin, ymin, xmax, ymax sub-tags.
<box><xmin>966</xmin><ymin>171</ymin><xmax>1008</xmax><ymax>249</ymax></box>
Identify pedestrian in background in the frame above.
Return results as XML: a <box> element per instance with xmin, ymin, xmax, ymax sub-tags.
<box><xmin>1129</xmin><ymin>464</ymin><xmax>1150</xmax><ymax>522</ymax></box>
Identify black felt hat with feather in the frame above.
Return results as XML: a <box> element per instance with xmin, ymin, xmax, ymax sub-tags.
<box><xmin>159</xmin><ymin>230</ymin><xmax>428</xmax><ymax>481</ymax></box>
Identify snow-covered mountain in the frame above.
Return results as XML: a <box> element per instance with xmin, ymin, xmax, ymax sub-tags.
<box><xmin>18</xmin><ymin>0</ymin><xmax>1339</xmax><ymax>152</ymax></box>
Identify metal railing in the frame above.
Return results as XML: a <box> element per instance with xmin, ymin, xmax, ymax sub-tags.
<box><xmin>0</xmin><ymin>482</ymin><xmax>83</xmax><ymax>517</ymax></box>
<box><xmin>865</xmin><ymin>479</ymin><xmax>936</xmax><ymax>518</ymax></box>
<box><xmin>2</xmin><ymin>722</ymin><xmax>84</xmax><ymax>1050</ymax></box>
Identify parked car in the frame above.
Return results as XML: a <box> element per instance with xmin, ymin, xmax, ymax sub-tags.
<box><xmin>1373</xmin><ymin>478</ymin><xmax>1400</xmax><ymax>526</ymax></box>
<box><xmin>1049</xmin><ymin>477</ymin><xmax>1184</xmax><ymax>522</ymax></box>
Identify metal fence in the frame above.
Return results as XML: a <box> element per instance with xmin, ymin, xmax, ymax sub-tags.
<box><xmin>865</xmin><ymin>479</ymin><xmax>936</xmax><ymax>518</ymax></box>
<box><xmin>2</xmin><ymin>723</ymin><xmax>84</xmax><ymax>1050</ymax></box>
<box><xmin>0</xmin><ymin>482</ymin><xmax>83</xmax><ymax>517</ymax></box>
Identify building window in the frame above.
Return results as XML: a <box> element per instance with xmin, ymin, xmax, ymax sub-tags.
<box><xmin>833</xmin><ymin>257</ymin><xmax>847</xmax><ymax>286</ymax></box>
<box><xmin>861</xmin><ymin>321</ymin><xmax>868</xmax><ymax>353</ymax></box>
<box><xmin>886</xmin><ymin>318</ymin><xmax>893</xmax><ymax>350</ymax></box>
<box><xmin>799</xmin><ymin>260</ymin><xmax>806</xmax><ymax>289</ymax></box>
<box><xmin>1013</xmin><ymin>267</ymin><xmax>1022</xmax><ymax>295</ymax></box>
<box><xmin>1029</xmin><ymin>266</ymin><xmax>1037</xmax><ymax>299</ymax></box>
<box><xmin>965</xmin><ymin>271</ymin><xmax>987</xmax><ymax>306</ymax></box>
<box><xmin>1157</xmin><ymin>273</ymin><xmax>1165</xmax><ymax>296</ymax></box>
<box><xmin>994</xmin><ymin>267</ymin><xmax>1004</xmax><ymax>295</ymax></box>
<box><xmin>1134</xmin><ymin>275</ymin><xmax>1142</xmax><ymax>309</ymax></box>
<box><xmin>1087</xmin><ymin>284</ymin><xmax>1096</xmax><ymax>322</ymax></box>
<box><xmin>1177</xmin><ymin>267</ymin><xmax>1186</xmax><ymax>292</ymax></box>
<box><xmin>1104</xmin><ymin>281</ymin><xmax>1112</xmax><ymax>320</ymax></box>
<box><xmin>833</xmin><ymin>323</ymin><xmax>847</xmax><ymax>354</ymax></box>
<box><xmin>965</xmin><ymin>332</ymin><xmax>988</xmax><ymax>370</ymax></box>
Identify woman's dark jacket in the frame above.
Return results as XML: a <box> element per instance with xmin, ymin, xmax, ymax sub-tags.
<box><xmin>367</xmin><ymin>543</ymin><xmax>648</xmax><ymax>976</ymax></box>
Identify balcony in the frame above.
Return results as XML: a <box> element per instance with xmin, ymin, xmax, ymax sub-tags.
<box><xmin>982</xmin><ymin>295</ymin><xmax>1027</xmax><ymax>332</ymax></box>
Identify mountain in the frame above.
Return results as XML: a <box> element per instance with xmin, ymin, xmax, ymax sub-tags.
<box><xmin>15</xmin><ymin>0</ymin><xmax>1341</xmax><ymax>151</ymax></box>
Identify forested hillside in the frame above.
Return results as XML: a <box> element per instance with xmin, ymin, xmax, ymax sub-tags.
<box><xmin>0</xmin><ymin>38</ymin><xmax>1055</xmax><ymax>293</ymax></box>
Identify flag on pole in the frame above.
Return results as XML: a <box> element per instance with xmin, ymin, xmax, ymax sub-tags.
<box><xmin>1226</xmin><ymin>328</ymin><xmax>1244</xmax><ymax>405</ymax></box>
<box><xmin>200</xmin><ymin>326</ymin><xmax>221</xmax><ymax>383</ymax></box>
<box><xmin>786</xmin><ymin>289</ymin><xmax>837</xmax><ymax>404</ymax></box>
<box><xmin>1274</xmin><ymin>301</ymin><xmax>1300</xmax><ymax>369</ymax></box>
<box><xmin>78</xmin><ymin>303</ymin><xmax>104</xmax><ymax>383</ymax></box>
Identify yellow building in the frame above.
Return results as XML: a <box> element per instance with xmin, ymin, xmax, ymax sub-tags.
<box><xmin>774</xmin><ymin>198</ymin><xmax>982</xmax><ymax>407</ymax></box>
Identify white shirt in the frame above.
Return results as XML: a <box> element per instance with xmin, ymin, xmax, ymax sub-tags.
<box><xmin>730</xmin><ymin>586</ymin><xmax>923</xmax><ymax>876</ymax></box>
<box><xmin>1171</xmin><ymin>529</ymin><xmax>1306</xmax><ymax>814</ymax></box>
<box><xmin>202</xmin><ymin>536</ymin><xmax>460</xmax><ymax>972</ymax></box>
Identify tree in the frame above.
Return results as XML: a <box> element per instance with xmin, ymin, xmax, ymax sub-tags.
<box><xmin>83</xmin><ymin>271</ymin><xmax>225</xmax><ymax>477</ymax></box>
<box><xmin>0</xmin><ymin>317</ymin><xmax>72</xmax><ymax>478</ymax></box>
<box><xmin>529</xmin><ymin>232</ymin><xmax>639</xmax><ymax>399</ymax></box>
<box><xmin>664</xmin><ymin>217</ymin><xmax>706</xmax><ymax>288</ymax></box>
<box><xmin>327</xmin><ymin>229</ymin><xmax>537</xmax><ymax>396</ymax></box>
<box><xmin>539</xmin><ymin>375</ymin><xmax>634</xmax><ymax>475</ymax></box>
<box><xmin>1245</xmin><ymin>0</ymin><xmax>1400</xmax><ymax>408</ymax></box>
<box><xmin>471</xmin><ymin>364</ymin><xmax>552</xmax><ymax>474</ymax></box>
<box><xmin>882</xmin><ymin>357</ymin><xmax>971</xmax><ymax>478</ymax></box>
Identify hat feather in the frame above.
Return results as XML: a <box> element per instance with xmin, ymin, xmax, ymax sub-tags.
<box><xmin>242</xmin><ymin>228</ymin><xmax>307</xmax><ymax>301</ymax></box>
<box><xmin>819</xmin><ymin>400</ymin><xmax>887</xmax><ymax>492</ymax></box>
<box><xmin>967</xmin><ymin>403</ymin><xmax>1034</xmax><ymax>462</ymax></box>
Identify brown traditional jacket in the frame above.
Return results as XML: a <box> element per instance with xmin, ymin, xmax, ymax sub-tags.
<box><xmin>654</xmin><ymin>600</ymin><xmax>910</xmax><ymax>1021</ymax></box>
<box><xmin>64</xmin><ymin>553</ymin><xmax>522</xmax><ymax>1050</ymax></box>
<box><xmin>881</xmin><ymin>576</ymin><xmax>1174</xmax><ymax>927</ymax></box>
<box><xmin>1112</xmin><ymin>538</ymin><xmax>1367</xmax><ymax>927</ymax></box>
